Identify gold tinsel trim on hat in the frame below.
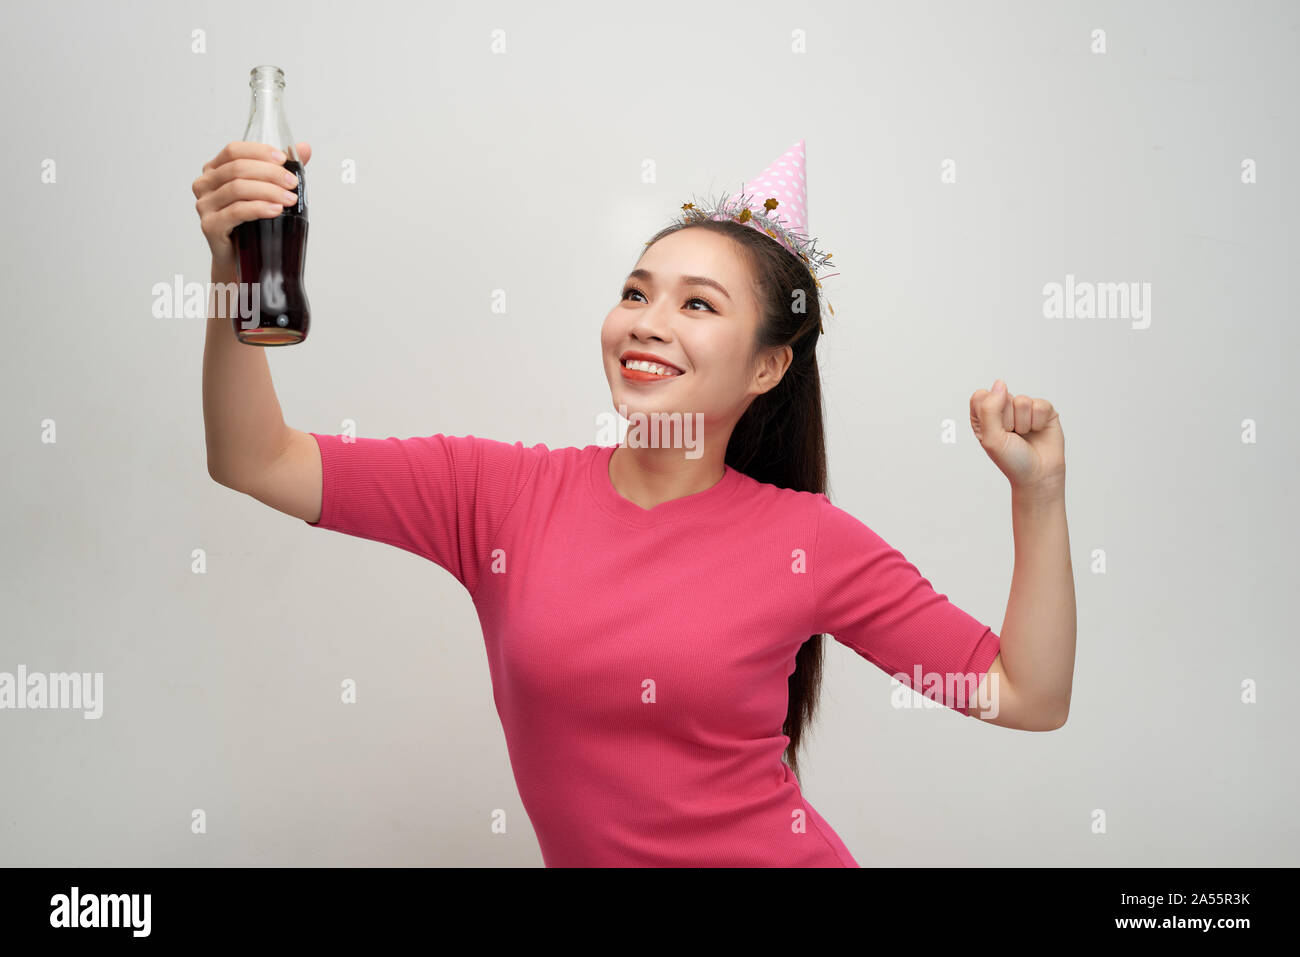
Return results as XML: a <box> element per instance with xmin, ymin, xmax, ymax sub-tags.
<box><xmin>655</xmin><ymin>188</ymin><xmax>837</xmax><ymax>335</ymax></box>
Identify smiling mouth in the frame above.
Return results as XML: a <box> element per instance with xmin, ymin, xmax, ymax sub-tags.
<box><xmin>620</xmin><ymin>358</ymin><xmax>684</xmax><ymax>381</ymax></box>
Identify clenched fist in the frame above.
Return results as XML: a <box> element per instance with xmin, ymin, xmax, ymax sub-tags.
<box><xmin>970</xmin><ymin>380</ymin><xmax>1065</xmax><ymax>493</ymax></box>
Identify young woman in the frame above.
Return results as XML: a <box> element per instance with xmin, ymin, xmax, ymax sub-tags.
<box><xmin>195</xmin><ymin>138</ymin><xmax>1077</xmax><ymax>867</ymax></box>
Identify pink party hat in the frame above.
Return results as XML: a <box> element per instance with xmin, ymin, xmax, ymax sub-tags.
<box><xmin>667</xmin><ymin>139</ymin><xmax>836</xmax><ymax>286</ymax></box>
<box><xmin>729</xmin><ymin>138</ymin><xmax>811</xmax><ymax>246</ymax></box>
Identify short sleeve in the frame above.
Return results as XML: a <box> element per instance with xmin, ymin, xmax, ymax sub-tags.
<box><xmin>305</xmin><ymin>432</ymin><xmax>543</xmax><ymax>595</ymax></box>
<box><xmin>810</xmin><ymin>494</ymin><xmax>1000</xmax><ymax>714</ymax></box>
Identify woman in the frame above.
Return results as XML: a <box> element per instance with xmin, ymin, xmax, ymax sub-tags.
<box><xmin>195</xmin><ymin>138</ymin><xmax>1077</xmax><ymax>867</ymax></box>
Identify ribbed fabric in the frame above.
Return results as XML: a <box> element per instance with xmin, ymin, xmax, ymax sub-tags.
<box><xmin>306</xmin><ymin>433</ymin><xmax>1001</xmax><ymax>867</ymax></box>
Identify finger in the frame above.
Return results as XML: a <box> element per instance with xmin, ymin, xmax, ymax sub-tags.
<box><xmin>196</xmin><ymin>176</ymin><xmax>300</xmax><ymax>215</ymax></box>
<box><xmin>975</xmin><ymin>383</ymin><xmax>1010</xmax><ymax>448</ymax></box>
<box><xmin>969</xmin><ymin>388</ymin><xmax>992</xmax><ymax>431</ymax></box>
<box><xmin>295</xmin><ymin>141</ymin><xmax>312</xmax><ymax>165</ymax></box>
<box><xmin>1031</xmin><ymin>397</ymin><xmax>1055</xmax><ymax>430</ymax></box>
<box><xmin>994</xmin><ymin>380</ymin><xmax>1014</xmax><ymax>432</ymax></box>
<box><xmin>1013</xmin><ymin>394</ymin><xmax>1033</xmax><ymax>434</ymax></box>
<box><xmin>202</xmin><ymin>140</ymin><xmax>284</xmax><ymax>175</ymax></box>
<box><xmin>204</xmin><ymin>157</ymin><xmax>300</xmax><ymax>195</ymax></box>
<box><xmin>196</xmin><ymin>144</ymin><xmax>294</xmax><ymax>200</ymax></box>
<box><xmin>210</xmin><ymin>199</ymin><xmax>291</xmax><ymax>239</ymax></box>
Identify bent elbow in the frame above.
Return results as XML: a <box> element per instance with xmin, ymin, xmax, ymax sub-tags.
<box><xmin>208</xmin><ymin>461</ymin><xmax>239</xmax><ymax>490</ymax></box>
<box><xmin>1041</xmin><ymin>705</ymin><xmax>1069</xmax><ymax>731</ymax></box>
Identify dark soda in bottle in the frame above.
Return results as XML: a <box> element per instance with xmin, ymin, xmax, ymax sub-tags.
<box><xmin>231</xmin><ymin>65</ymin><xmax>310</xmax><ymax>345</ymax></box>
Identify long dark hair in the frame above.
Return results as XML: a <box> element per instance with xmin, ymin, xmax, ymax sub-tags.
<box><xmin>641</xmin><ymin>217</ymin><xmax>830</xmax><ymax>781</ymax></box>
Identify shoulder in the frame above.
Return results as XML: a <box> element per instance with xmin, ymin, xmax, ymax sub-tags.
<box><xmin>723</xmin><ymin>470</ymin><xmax>845</xmax><ymax>534</ymax></box>
<box><xmin>440</xmin><ymin>433</ymin><xmax>587</xmax><ymax>465</ymax></box>
<box><xmin>804</xmin><ymin>491</ymin><xmax>894</xmax><ymax>558</ymax></box>
<box><xmin>474</xmin><ymin>438</ymin><xmax>607</xmax><ymax>490</ymax></box>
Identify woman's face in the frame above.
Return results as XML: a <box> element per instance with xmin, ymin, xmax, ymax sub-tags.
<box><xmin>601</xmin><ymin>227</ymin><xmax>789</xmax><ymax>442</ymax></box>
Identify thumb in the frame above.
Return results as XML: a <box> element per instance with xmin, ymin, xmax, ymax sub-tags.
<box><xmin>971</xmin><ymin>379</ymin><xmax>1010</xmax><ymax>450</ymax></box>
<box><xmin>295</xmin><ymin>141</ymin><xmax>312</xmax><ymax>165</ymax></box>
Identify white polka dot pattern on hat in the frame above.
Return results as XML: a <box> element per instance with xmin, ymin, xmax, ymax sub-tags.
<box><xmin>724</xmin><ymin>139</ymin><xmax>809</xmax><ymax>250</ymax></box>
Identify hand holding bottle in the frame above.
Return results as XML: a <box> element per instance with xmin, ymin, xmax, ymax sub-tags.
<box><xmin>191</xmin><ymin>140</ymin><xmax>312</xmax><ymax>279</ymax></box>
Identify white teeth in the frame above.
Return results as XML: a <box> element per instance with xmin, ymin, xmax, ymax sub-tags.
<box><xmin>624</xmin><ymin>359</ymin><xmax>680</xmax><ymax>376</ymax></box>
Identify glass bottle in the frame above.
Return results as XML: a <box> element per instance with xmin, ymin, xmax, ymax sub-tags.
<box><xmin>231</xmin><ymin>65</ymin><xmax>310</xmax><ymax>345</ymax></box>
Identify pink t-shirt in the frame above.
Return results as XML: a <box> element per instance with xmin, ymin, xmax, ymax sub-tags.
<box><xmin>305</xmin><ymin>432</ymin><xmax>1001</xmax><ymax>867</ymax></box>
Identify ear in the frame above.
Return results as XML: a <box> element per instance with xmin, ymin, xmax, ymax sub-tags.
<box><xmin>754</xmin><ymin>345</ymin><xmax>793</xmax><ymax>395</ymax></box>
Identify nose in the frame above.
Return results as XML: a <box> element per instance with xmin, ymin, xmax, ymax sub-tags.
<box><xmin>629</xmin><ymin>309</ymin><xmax>673</xmax><ymax>345</ymax></box>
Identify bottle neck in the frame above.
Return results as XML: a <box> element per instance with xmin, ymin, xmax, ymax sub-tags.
<box><xmin>243</xmin><ymin>80</ymin><xmax>295</xmax><ymax>159</ymax></box>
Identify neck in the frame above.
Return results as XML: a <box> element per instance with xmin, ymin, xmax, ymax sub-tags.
<box><xmin>608</xmin><ymin>442</ymin><xmax>728</xmax><ymax>511</ymax></box>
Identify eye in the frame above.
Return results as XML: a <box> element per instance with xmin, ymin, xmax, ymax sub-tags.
<box><xmin>620</xmin><ymin>285</ymin><xmax>717</xmax><ymax>313</ymax></box>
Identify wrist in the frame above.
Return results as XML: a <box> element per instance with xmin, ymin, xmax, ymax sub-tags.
<box><xmin>210</xmin><ymin>257</ymin><xmax>237</xmax><ymax>283</ymax></box>
<box><xmin>1011</xmin><ymin>474</ymin><xmax>1065</xmax><ymax>509</ymax></box>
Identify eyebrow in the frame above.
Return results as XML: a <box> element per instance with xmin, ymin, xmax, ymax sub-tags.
<box><xmin>625</xmin><ymin>268</ymin><xmax>732</xmax><ymax>303</ymax></box>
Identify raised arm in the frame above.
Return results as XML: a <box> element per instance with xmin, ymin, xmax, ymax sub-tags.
<box><xmin>195</xmin><ymin>140</ymin><xmax>322</xmax><ymax>522</ymax></box>
<box><xmin>964</xmin><ymin>380</ymin><xmax>1076</xmax><ymax>729</ymax></box>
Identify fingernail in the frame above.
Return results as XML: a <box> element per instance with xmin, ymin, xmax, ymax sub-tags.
<box><xmin>271</xmin><ymin>148</ymin><xmax>286</xmax><ymax>163</ymax></box>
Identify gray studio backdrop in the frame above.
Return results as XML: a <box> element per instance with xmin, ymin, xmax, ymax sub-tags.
<box><xmin>1</xmin><ymin>0</ymin><xmax>1296</xmax><ymax>867</ymax></box>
